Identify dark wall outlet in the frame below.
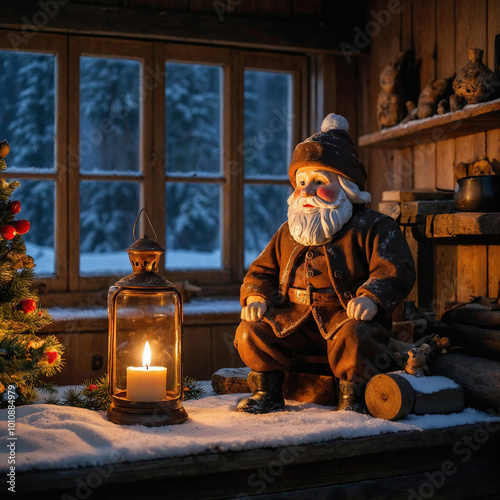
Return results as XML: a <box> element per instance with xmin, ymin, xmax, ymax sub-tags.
<box><xmin>91</xmin><ymin>354</ymin><xmax>104</xmax><ymax>371</ymax></box>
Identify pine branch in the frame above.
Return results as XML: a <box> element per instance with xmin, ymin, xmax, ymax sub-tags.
<box><xmin>183</xmin><ymin>375</ymin><xmax>206</xmax><ymax>400</ymax></box>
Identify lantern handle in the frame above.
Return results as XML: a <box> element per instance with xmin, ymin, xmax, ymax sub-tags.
<box><xmin>133</xmin><ymin>208</ymin><xmax>158</xmax><ymax>242</ymax></box>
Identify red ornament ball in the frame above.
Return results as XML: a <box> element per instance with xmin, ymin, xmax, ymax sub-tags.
<box><xmin>8</xmin><ymin>200</ymin><xmax>21</xmax><ymax>215</ymax></box>
<box><xmin>1</xmin><ymin>225</ymin><xmax>15</xmax><ymax>240</ymax></box>
<box><xmin>46</xmin><ymin>351</ymin><xmax>58</xmax><ymax>364</ymax></box>
<box><xmin>14</xmin><ymin>219</ymin><xmax>30</xmax><ymax>235</ymax></box>
<box><xmin>88</xmin><ymin>384</ymin><xmax>98</xmax><ymax>391</ymax></box>
<box><xmin>20</xmin><ymin>298</ymin><xmax>37</xmax><ymax>314</ymax></box>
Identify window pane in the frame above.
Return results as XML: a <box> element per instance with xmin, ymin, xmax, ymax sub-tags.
<box><xmin>12</xmin><ymin>180</ymin><xmax>55</xmax><ymax>276</ymax></box>
<box><xmin>244</xmin><ymin>71</ymin><xmax>293</xmax><ymax>178</ymax></box>
<box><xmin>244</xmin><ymin>184</ymin><xmax>290</xmax><ymax>268</ymax></box>
<box><xmin>166</xmin><ymin>182</ymin><xmax>221</xmax><ymax>269</ymax></box>
<box><xmin>80</xmin><ymin>57</ymin><xmax>141</xmax><ymax>173</ymax></box>
<box><xmin>80</xmin><ymin>181</ymin><xmax>140</xmax><ymax>275</ymax></box>
<box><xmin>0</xmin><ymin>51</ymin><xmax>56</xmax><ymax>170</ymax></box>
<box><xmin>165</xmin><ymin>63</ymin><xmax>222</xmax><ymax>175</ymax></box>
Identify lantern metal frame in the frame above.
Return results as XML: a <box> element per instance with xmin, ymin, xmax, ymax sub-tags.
<box><xmin>107</xmin><ymin>210</ymin><xmax>188</xmax><ymax>426</ymax></box>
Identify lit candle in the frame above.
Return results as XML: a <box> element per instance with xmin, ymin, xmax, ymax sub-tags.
<box><xmin>126</xmin><ymin>341</ymin><xmax>167</xmax><ymax>402</ymax></box>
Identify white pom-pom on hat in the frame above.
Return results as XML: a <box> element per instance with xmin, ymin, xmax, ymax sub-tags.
<box><xmin>321</xmin><ymin>113</ymin><xmax>349</xmax><ymax>133</ymax></box>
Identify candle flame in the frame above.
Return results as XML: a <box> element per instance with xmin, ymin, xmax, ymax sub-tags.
<box><xmin>143</xmin><ymin>341</ymin><xmax>151</xmax><ymax>369</ymax></box>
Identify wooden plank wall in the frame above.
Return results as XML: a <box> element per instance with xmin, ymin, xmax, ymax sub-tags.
<box><xmin>71</xmin><ymin>0</ymin><xmax>324</xmax><ymax>19</ymax></box>
<box><xmin>359</xmin><ymin>0</ymin><xmax>500</xmax><ymax>316</ymax></box>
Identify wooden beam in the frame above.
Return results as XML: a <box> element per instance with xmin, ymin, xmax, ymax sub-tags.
<box><xmin>0</xmin><ymin>0</ymin><xmax>363</xmax><ymax>54</ymax></box>
<box><xmin>425</xmin><ymin>212</ymin><xmax>500</xmax><ymax>238</ymax></box>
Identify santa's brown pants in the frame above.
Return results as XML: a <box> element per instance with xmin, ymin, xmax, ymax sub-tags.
<box><xmin>234</xmin><ymin>317</ymin><xmax>393</xmax><ymax>383</ymax></box>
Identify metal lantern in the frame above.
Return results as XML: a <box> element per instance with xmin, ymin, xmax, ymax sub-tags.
<box><xmin>107</xmin><ymin>209</ymin><xmax>188</xmax><ymax>426</ymax></box>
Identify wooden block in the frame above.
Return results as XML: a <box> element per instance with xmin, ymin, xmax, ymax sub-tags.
<box><xmin>210</xmin><ymin>365</ymin><xmax>337</xmax><ymax>406</ymax></box>
<box><xmin>365</xmin><ymin>372</ymin><xmax>464</xmax><ymax>421</ymax></box>
<box><xmin>378</xmin><ymin>201</ymin><xmax>401</xmax><ymax>220</ymax></box>
<box><xmin>283</xmin><ymin>371</ymin><xmax>337</xmax><ymax>406</ymax></box>
<box><xmin>433</xmin><ymin>353</ymin><xmax>500</xmax><ymax>408</ymax></box>
<box><xmin>400</xmin><ymin>200</ymin><xmax>454</xmax><ymax>218</ymax></box>
<box><xmin>382</xmin><ymin>189</ymin><xmax>452</xmax><ymax>202</ymax></box>
<box><xmin>425</xmin><ymin>212</ymin><xmax>500</xmax><ymax>238</ymax></box>
<box><xmin>211</xmin><ymin>367</ymin><xmax>250</xmax><ymax>394</ymax></box>
<box><xmin>443</xmin><ymin>324</ymin><xmax>500</xmax><ymax>361</ymax></box>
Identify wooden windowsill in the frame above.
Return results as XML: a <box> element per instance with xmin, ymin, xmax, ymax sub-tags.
<box><xmin>41</xmin><ymin>297</ymin><xmax>241</xmax><ymax>333</ymax></box>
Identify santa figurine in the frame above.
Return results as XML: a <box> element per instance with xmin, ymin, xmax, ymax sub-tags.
<box><xmin>235</xmin><ymin>113</ymin><xmax>416</xmax><ymax>414</ymax></box>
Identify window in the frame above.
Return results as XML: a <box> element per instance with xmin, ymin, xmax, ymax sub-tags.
<box><xmin>0</xmin><ymin>34</ymin><xmax>67</xmax><ymax>290</ymax></box>
<box><xmin>0</xmin><ymin>33</ymin><xmax>307</xmax><ymax>296</ymax></box>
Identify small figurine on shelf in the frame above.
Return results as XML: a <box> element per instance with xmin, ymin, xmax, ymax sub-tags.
<box><xmin>234</xmin><ymin>114</ymin><xmax>416</xmax><ymax>415</ymax></box>
<box><xmin>376</xmin><ymin>51</ymin><xmax>408</xmax><ymax>128</ymax></box>
<box><xmin>452</xmin><ymin>48</ymin><xmax>499</xmax><ymax>110</ymax></box>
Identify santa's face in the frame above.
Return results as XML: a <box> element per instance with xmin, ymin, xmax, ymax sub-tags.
<box><xmin>293</xmin><ymin>167</ymin><xmax>342</xmax><ymax>205</ymax></box>
<box><xmin>287</xmin><ymin>166</ymin><xmax>352</xmax><ymax>246</ymax></box>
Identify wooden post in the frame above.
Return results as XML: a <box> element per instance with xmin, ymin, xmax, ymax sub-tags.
<box><xmin>365</xmin><ymin>372</ymin><xmax>464</xmax><ymax>421</ymax></box>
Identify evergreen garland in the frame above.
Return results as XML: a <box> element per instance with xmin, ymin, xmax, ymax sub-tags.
<box><xmin>0</xmin><ymin>140</ymin><xmax>64</xmax><ymax>407</ymax></box>
<box><xmin>39</xmin><ymin>374</ymin><xmax>206</xmax><ymax>411</ymax></box>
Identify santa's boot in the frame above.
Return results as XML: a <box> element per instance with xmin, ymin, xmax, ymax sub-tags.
<box><xmin>236</xmin><ymin>370</ymin><xmax>285</xmax><ymax>414</ymax></box>
<box><xmin>336</xmin><ymin>380</ymin><xmax>368</xmax><ymax>414</ymax></box>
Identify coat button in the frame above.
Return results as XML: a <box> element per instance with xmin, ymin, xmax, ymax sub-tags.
<box><xmin>334</xmin><ymin>270</ymin><xmax>342</xmax><ymax>279</ymax></box>
<box><xmin>306</xmin><ymin>270</ymin><xmax>315</xmax><ymax>278</ymax></box>
<box><xmin>343</xmin><ymin>291</ymin><xmax>352</xmax><ymax>299</ymax></box>
<box><xmin>306</xmin><ymin>251</ymin><xmax>314</xmax><ymax>259</ymax></box>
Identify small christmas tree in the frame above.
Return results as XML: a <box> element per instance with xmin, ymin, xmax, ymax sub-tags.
<box><xmin>0</xmin><ymin>140</ymin><xmax>64</xmax><ymax>407</ymax></box>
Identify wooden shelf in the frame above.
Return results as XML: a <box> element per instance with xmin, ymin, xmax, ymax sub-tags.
<box><xmin>425</xmin><ymin>212</ymin><xmax>500</xmax><ymax>238</ymax></box>
<box><xmin>358</xmin><ymin>98</ymin><xmax>500</xmax><ymax>149</ymax></box>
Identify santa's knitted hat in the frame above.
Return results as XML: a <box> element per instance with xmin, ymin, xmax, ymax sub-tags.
<box><xmin>288</xmin><ymin>113</ymin><xmax>367</xmax><ymax>190</ymax></box>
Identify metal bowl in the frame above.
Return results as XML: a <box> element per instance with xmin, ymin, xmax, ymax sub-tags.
<box><xmin>454</xmin><ymin>175</ymin><xmax>500</xmax><ymax>212</ymax></box>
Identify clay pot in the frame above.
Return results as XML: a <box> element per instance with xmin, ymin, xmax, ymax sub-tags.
<box><xmin>454</xmin><ymin>175</ymin><xmax>500</xmax><ymax>212</ymax></box>
<box><xmin>453</xmin><ymin>49</ymin><xmax>498</xmax><ymax>104</ymax></box>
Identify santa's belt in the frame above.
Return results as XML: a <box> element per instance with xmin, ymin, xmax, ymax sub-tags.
<box><xmin>288</xmin><ymin>286</ymin><xmax>340</xmax><ymax>306</ymax></box>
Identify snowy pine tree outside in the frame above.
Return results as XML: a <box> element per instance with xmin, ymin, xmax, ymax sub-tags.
<box><xmin>0</xmin><ymin>51</ymin><xmax>293</xmax><ymax>275</ymax></box>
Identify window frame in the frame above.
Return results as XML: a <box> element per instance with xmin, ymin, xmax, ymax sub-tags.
<box><xmin>0</xmin><ymin>32</ymin><xmax>310</xmax><ymax>297</ymax></box>
<box><xmin>153</xmin><ymin>43</ymin><xmax>236</xmax><ymax>285</ymax></box>
<box><xmin>0</xmin><ymin>32</ymin><xmax>68</xmax><ymax>292</ymax></box>
<box><xmin>241</xmin><ymin>51</ymin><xmax>307</xmax><ymax>269</ymax></box>
<box><xmin>67</xmin><ymin>36</ymin><xmax>155</xmax><ymax>292</ymax></box>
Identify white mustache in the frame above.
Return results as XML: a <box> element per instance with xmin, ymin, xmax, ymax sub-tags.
<box><xmin>287</xmin><ymin>190</ymin><xmax>346</xmax><ymax>210</ymax></box>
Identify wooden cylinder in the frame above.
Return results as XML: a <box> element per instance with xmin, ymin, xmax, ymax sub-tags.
<box><xmin>365</xmin><ymin>373</ymin><xmax>415</xmax><ymax>421</ymax></box>
<box><xmin>365</xmin><ymin>372</ymin><xmax>464</xmax><ymax>421</ymax></box>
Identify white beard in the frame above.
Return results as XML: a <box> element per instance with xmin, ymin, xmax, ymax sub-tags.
<box><xmin>287</xmin><ymin>188</ymin><xmax>353</xmax><ymax>246</ymax></box>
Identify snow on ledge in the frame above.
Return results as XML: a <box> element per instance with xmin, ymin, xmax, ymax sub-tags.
<box><xmin>1</xmin><ymin>390</ymin><xmax>499</xmax><ymax>473</ymax></box>
<box><xmin>394</xmin><ymin>372</ymin><xmax>461</xmax><ymax>394</ymax></box>
<box><xmin>47</xmin><ymin>297</ymin><xmax>241</xmax><ymax>321</ymax></box>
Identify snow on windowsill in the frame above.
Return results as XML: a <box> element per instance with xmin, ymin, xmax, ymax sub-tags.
<box><xmin>47</xmin><ymin>297</ymin><xmax>241</xmax><ymax>322</ymax></box>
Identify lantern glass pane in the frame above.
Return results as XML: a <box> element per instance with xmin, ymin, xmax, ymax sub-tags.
<box><xmin>111</xmin><ymin>289</ymin><xmax>182</xmax><ymax>400</ymax></box>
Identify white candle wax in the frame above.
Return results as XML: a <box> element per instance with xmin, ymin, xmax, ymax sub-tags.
<box><xmin>126</xmin><ymin>365</ymin><xmax>167</xmax><ymax>402</ymax></box>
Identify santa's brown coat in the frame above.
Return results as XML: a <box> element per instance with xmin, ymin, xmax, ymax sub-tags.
<box><xmin>240</xmin><ymin>207</ymin><xmax>416</xmax><ymax>339</ymax></box>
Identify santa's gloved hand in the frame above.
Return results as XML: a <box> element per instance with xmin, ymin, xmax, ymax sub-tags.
<box><xmin>347</xmin><ymin>296</ymin><xmax>378</xmax><ymax>321</ymax></box>
<box><xmin>241</xmin><ymin>296</ymin><xmax>268</xmax><ymax>322</ymax></box>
